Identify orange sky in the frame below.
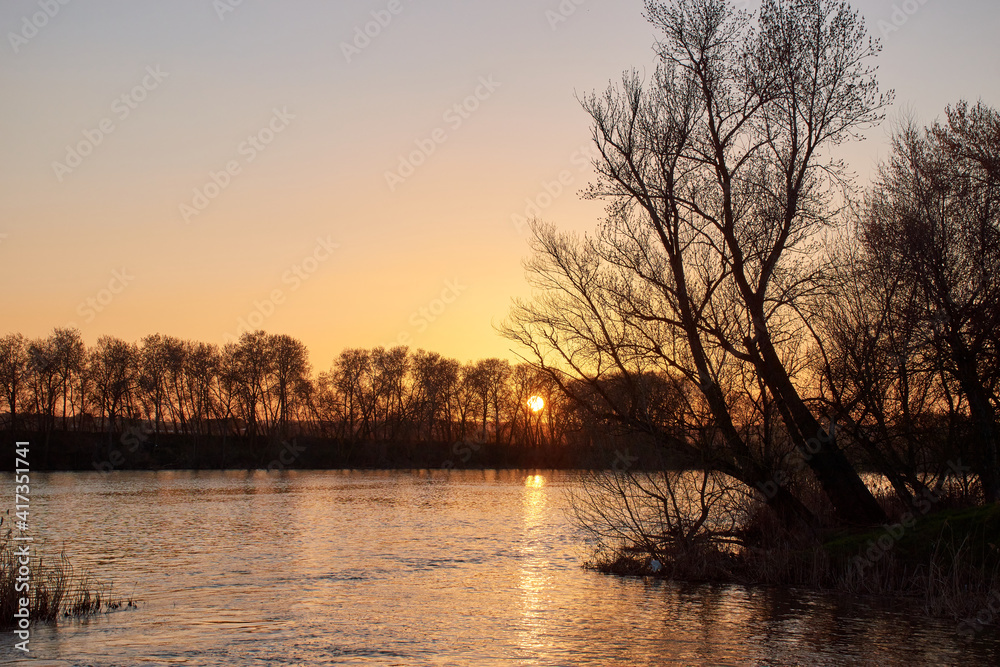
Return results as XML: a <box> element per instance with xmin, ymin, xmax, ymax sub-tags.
<box><xmin>1</xmin><ymin>0</ymin><xmax>998</xmax><ymax>371</ymax></box>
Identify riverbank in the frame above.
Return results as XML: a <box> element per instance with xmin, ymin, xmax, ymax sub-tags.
<box><xmin>590</xmin><ymin>502</ymin><xmax>1000</xmax><ymax>630</ymax></box>
<box><xmin>0</xmin><ymin>429</ymin><xmax>674</xmax><ymax>472</ymax></box>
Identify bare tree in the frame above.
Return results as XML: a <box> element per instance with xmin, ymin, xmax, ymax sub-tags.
<box><xmin>505</xmin><ymin>0</ymin><xmax>892</xmax><ymax>526</ymax></box>
<box><xmin>411</xmin><ymin>350</ymin><xmax>460</xmax><ymax>442</ymax></box>
<box><xmin>861</xmin><ymin>101</ymin><xmax>1000</xmax><ymax>500</ymax></box>
<box><xmin>0</xmin><ymin>333</ymin><xmax>28</xmax><ymax>436</ymax></box>
<box><xmin>182</xmin><ymin>340</ymin><xmax>220</xmax><ymax>438</ymax></box>
<box><xmin>138</xmin><ymin>334</ymin><xmax>170</xmax><ymax>443</ymax></box>
<box><xmin>89</xmin><ymin>336</ymin><xmax>139</xmax><ymax>451</ymax></box>
<box><xmin>26</xmin><ymin>334</ymin><xmax>61</xmax><ymax>451</ymax></box>
<box><xmin>269</xmin><ymin>334</ymin><xmax>311</xmax><ymax>438</ymax></box>
<box><xmin>50</xmin><ymin>328</ymin><xmax>85</xmax><ymax>430</ymax></box>
<box><xmin>370</xmin><ymin>346</ymin><xmax>410</xmax><ymax>441</ymax></box>
<box><xmin>818</xmin><ymin>243</ymin><xmax>941</xmax><ymax>509</ymax></box>
<box><xmin>228</xmin><ymin>331</ymin><xmax>271</xmax><ymax>446</ymax></box>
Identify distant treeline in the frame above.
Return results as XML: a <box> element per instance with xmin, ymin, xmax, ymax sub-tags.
<box><xmin>0</xmin><ymin>324</ymin><xmax>985</xmax><ymax>477</ymax></box>
<box><xmin>0</xmin><ymin>329</ymin><xmax>665</xmax><ymax>471</ymax></box>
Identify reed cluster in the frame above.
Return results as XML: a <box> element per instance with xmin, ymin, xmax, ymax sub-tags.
<box><xmin>0</xmin><ymin>527</ymin><xmax>135</xmax><ymax>627</ymax></box>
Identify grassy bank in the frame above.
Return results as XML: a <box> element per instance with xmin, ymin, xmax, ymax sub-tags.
<box><xmin>587</xmin><ymin>502</ymin><xmax>1000</xmax><ymax>626</ymax></box>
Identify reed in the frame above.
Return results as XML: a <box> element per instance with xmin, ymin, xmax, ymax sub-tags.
<box><xmin>0</xmin><ymin>527</ymin><xmax>136</xmax><ymax>627</ymax></box>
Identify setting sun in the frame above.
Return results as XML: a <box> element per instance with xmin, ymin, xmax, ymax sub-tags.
<box><xmin>527</xmin><ymin>395</ymin><xmax>545</xmax><ymax>413</ymax></box>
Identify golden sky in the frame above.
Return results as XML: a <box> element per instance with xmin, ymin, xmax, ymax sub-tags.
<box><xmin>1</xmin><ymin>0</ymin><xmax>998</xmax><ymax>370</ymax></box>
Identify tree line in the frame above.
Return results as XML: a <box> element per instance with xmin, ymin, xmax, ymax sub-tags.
<box><xmin>0</xmin><ymin>329</ymin><xmax>599</xmax><ymax>469</ymax></box>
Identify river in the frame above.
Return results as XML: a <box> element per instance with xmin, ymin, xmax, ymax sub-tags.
<box><xmin>1</xmin><ymin>470</ymin><xmax>997</xmax><ymax>665</ymax></box>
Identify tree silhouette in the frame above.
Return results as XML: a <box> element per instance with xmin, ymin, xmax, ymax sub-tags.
<box><xmin>861</xmin><ymin>101</ymin><xmax>1000</xmax><ymax>501</ymax></box>
<box><xmin>505</xmin><ymin>0</ymin><xmax>895</xmax><ymax>526</ymax></box>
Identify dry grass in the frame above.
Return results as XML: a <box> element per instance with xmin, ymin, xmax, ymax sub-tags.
<box><xmin>586</xmin><ymin>489</ymin><xmax>1000</xmax><ymax>625</ymax></box>
<box><xmin>0</xmin><ymin>527</ymin><xmax>137</xmax><ymax>627</ymax></box>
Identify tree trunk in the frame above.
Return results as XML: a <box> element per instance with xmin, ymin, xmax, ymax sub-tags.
<box><xmin>750</xmin><ymin>330</ymin><xmax>887</xmax><ymax>525</ymax></box>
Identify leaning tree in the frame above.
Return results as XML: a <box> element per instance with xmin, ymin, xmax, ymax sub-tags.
<box><xmin>504</xmin><ymin>0</ymin><xmax>893</xmax><ymax>528</ymax></box>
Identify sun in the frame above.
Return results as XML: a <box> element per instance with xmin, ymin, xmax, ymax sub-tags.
<box><xmin>527</xmin><ymin>395</ymin><xmax>545</xmax><ymax>413</ymax></box>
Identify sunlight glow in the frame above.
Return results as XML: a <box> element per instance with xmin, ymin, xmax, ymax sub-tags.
<box><xmin>524</xmin><ymin>474</ymin><xmax>545</xmax><ymax>488</ymax></box>
<box><xmin>527</xmin><ymin>396</ymin><xmax>545</xmax><ymax>413</ymax></box>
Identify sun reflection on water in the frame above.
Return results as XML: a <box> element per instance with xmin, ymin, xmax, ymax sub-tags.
<box><xmin>524</xmin><ymin>474</ymin><xmax>545</xmax><ymax>488</ymax></box>
<box><xmin>518</xmin><ymin>472</ymin><xmax>555</xmax><ymax>655</ymax></box>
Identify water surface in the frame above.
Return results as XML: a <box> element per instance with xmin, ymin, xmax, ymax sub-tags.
<box><xmin>2</xmin><ymin>470</ymin><xmax>997</xmax><ymax>665</ymax></box>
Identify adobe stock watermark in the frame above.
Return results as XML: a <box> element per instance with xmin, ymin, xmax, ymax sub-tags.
<box><xmin>222</xmin><ymin>235</ymin><xmax>339</xmax><ymax>343</ymax></box>
<box><xmin>441</xmin><ymin>434</ymin><xmax>486</xmax><ymax>469</ymax></box>
<box><xmin>93</xmin><ymin>425</ymin><xmax>149</xmax><ymax>473</ymax></box>
<box><xmin>340</xmin><ymin>0</ymin><xmax>412</xmax><ymax>63</ymax></box>
<box><xmin>180</xmin><ymin>107</ymin><xmax>295</xmax><ymax>223</ymax></box>
<box><xmin>385</xmin><ymin>278</ymin><xmax>467</xmax><ymax>347</ymax></box>
<box><xmin>8</xmin><ymin>0</ymin><xmax>71</xmax><ymax>54</ymax></box>
<box><xmin>384</xmin><ymin>76</ymin><xmax>501</xmax><ymax>192</ymax></box>
<box><xmin>847</xmin><ymin>466</ymin><xmax>969</xmax><ymax>576</ymax></box>
<box><xmin>267</xmin><ymin>439</ymin><xmax>307</xmax><ymax>471</ymax></box>
<box><xmin>755</xmin><ymin>421</ymin><xmax>841</xmax><ymax>500</ymax></box>
<box><xmin>511</xmin><ymin>143</ymin><xmax>597</xmax><ymax>235</ymax></box>
<box><xmin>545</xmin><ymin>0</ymin><xmax>588</xmax><ymax>31</ymax></box>
<box><xmin>11</xmin><ymin>440</ymin><xmax>32</xmax><ymax>653</ymax></box>
<box><xmin>958</xmin><ymin>589</ymin><xmax>1000</xmax><ymax>641</ymax></box>
<box><xmin>930</xmin><ymin>306</ymin><xmax>951</xmax><ymax>335</ymax></box>
<box><xmin>52</xmin><ymin>65</ymin><xmax>169</xmax><ymax>183</ymax></box>
<box><xmin>213</xmin><ymin>0</ymin><xmax>246</xmax><ymax>21</ymax></box>
<box><xmin>612</xmin><ymin>448</ymin><xmax>639</xmax><ymax>472</ymax></box>
<box><xmin>64</xmin><ymin>268</ymin><xmax>135</xmax><ymax>329</ymax></box>
<box><xmin>876</xmin><ymin>0</ymin><xmax>933</xmax><ymax>39</ymax></box>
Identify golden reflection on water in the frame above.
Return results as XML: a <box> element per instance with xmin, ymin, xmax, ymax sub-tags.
<box><xmin>524</xmin><ymin>474</ymin><xmax>545</xmax><ymax>488</ymax></box>
<box><xmin>518</xmin><ymin>472</ymin><xmax>556</xmax><ymax>656</ymax></box>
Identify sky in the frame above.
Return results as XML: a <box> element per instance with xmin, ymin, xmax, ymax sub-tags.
<box><xmin>1</xmin><ymin>0</ymin><xmax>998</xmax><ymax>371</ymax></box>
